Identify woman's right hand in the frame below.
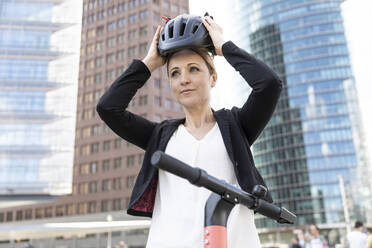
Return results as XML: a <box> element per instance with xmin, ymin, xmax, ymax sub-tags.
<box><xmin>142</xmin><ymin>25</ymin><xmax>165</xmax><ymax>72</ymax></box>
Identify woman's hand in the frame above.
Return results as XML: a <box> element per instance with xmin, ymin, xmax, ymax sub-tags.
<box><xmin>142</xmin><ymin>25</ymin><xmax>165</xmax><ymax>72</ymax></box>
<box><xmin>202</xmin><ymin>16</ymin><xmax>226</xmax><ymax>56</ymax></box>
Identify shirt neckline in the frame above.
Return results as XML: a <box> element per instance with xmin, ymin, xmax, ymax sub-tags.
<box><xmin>180</xmin><ymin>122</ymin><xmax>218</xmax><ymax>142</ymax></box>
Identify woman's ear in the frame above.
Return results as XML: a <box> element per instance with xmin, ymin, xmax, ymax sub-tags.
<box><xmin>211</xmin><ymin>73</ymin><xmax>217</xmax><ymax>88</ymax></box>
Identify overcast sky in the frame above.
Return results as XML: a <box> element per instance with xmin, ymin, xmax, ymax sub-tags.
<box><xmin>189</xmin><ymin>0</ymin><xmax>372</xmax><ymax>159</ymax></box>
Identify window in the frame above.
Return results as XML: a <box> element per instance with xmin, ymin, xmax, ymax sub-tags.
<box><xmin>139</xmin><ymin>42</ymin><xmax>147</xmax><ymax>54</ymax></box>
<box><xmin>92</xmin><ymin>124</ymin><xmax>100</xmax><ymax>136</ymax></box>
<box><xmin>117</xmin><ymin>66</ymin><xmax>124</xmax><ymax>76</ymax></box>
<box><xmin>113</xmin><ymin>178</ymin><xmax>122</xmax><ymax>190</ymax></box>
<box><xmin>114</xmin><ymin>157</ymin><xmax>122</xmax><ymax>169</ymax></box>
<box><xmin>106</xmin><ymin>53</ymin><xmax>115</xmax><ymax>64</ymax></box>
<box><xmin>139</xmin><ymin>26</ymin><xmax>148</xmax><ymax>37</ymax></box>
<box><xmin>114</xmin><ymin>138</ymin><xmax>122</xmax><ymax>149</ymax></box>
<box><xmin>44</xmin><ymin>207</ymin><xmax>53</xmax><ymax>218</ymax></box>
<box><xmin>154</xmin><ymin>78</ymin><xmax>160</xmax><ymax>88</ymax></box>
<box><xmin>79</xmin><ymin>182</ymin><xmax>88</xmax><ymax>194</ymax></box>
<box><xmin>95</xmin><ymin>57</ymin><xmax>104</xmax><ymax>67</ymax></box>
<box><xmin>117</xmin><ymin>33</ymin><xmax>125</xmax><ymax>44</ymax></box>
<box><xmin>162</xmin><ymin>1</ymin><xmax>169</xmax><ymax>9</ymax></box>
<box><xmin>88</xmin><ymin>201</ymin><xmax>97</xmax><ymax>213</ymax></box>
<box><xmin>118</xmin><ymin>17</ymin><xmax>126</xmax><ymax>27</ymax></box>
<box><xmin>103</xmin><ymin>140</ymin><xmax>111</xmax><ymax>151</ymax></box>
<box><xmin>165</xmin><ymin>98</ymin><xmax>173</xmax><ymax>109</ymax></box>
<box><xmin>86</xmin><ymin>59</ymin><xmax>94</xmax><ymax>69</ymax></box>
<box><xmin>35</xmin><ymin>209</ymin><xmax>42</xmax><ymax>219</ymax></box>
<box><xmin>128</xmin><ymin>46</ymin><xmax>137</xmax><ymax>57</ymax></box>
<box><xmin>113</xmin><ymin>199</ymin><xmax>122</xmax><ymax>211</ymax></box>
<box><xmin>56</xmin><ymin>206</ymin><xmax>64</xmax><ymax>217</ymax></box>
<box><xmin>102</xmin><ymin>159</ymin><xmax>110</xmax><ymax>172</ymax></box>
<box><xmin>102</xmin><ymin>179</ymin><xmax>110</xmax><ymax>192</ymax></box>
<box><xmin>139</xmin><ymin>10</ymin><xmax>148</xmax><ymax>20</ymax></box>
<box><xmin>96</xmin><ymin>26</ymin><xmax>104</xmax><ymax>35</ymax></box>
<box><xmin>153</xmin><ymin>11</ymin><xmax>160</xmax><ymax>21</ymax></box>
<box><xmin>127</xmin><ymin>155</ymin><xmax>135</xmax><ymax>168</ymax></box>
<box><xmin>118</xmin><ymin>2</ymin><xmax>126</xmax><ymax>12</ymax></box>
<box><xmin>107</xmin><ymin>21</ymin><xmax>116</xmax><ymax>31</ymax></box>
<box><xmin>66</xmin><ymin>204</ymin><xmax>74</xmax><ymax>216</ymax></box>
<box><xmin>126</xmin><ymin>175</ymin><xmax>136</xmax><ymax>188</ymax></box>
<box><xmin>106</xmin><ymin>69</ymin><xmax>115</xmax><ymax>81</ymax></box>
<box><xmin>80</xmin><ymin>163</ymin><xmax>90</xmax><ymax>175</ymax></box>
<box><xmin>25</xmin><ymin>209</ymin><xmax>32</xmax><ymax>220</ymax></box>
<box><xmin>89</xmin><ymin>181</ymin><xmax>98</xmax><ymax>193</ymax></box>
<box><xmin>139</xmin><ymin>95</ymin><xmax>148</xmax><ymax>105</ymax></box>
<box><xmin>128</xmin><ymin>30</ymin><xmax>137</xmax><ymax>40</ymax></box>
<box><xmin>128</xmin><ymin>0</ymin><xmax>138</xmax><ymax>8</ymax></box>
<box><xmin>107</xmin><ymin>37</ymin><xmax>116</xmax><ymax>48</ymax></box>
<box><xmin>171</xmin><ymin>4</ymin><xmax>179</xmax><ymax>12</ymax></box>
<box><xmin>87</xmin><ymin>43</ymin><xmax>95</xmax><ymax>54</ymax></box>
<box><xmin>78</xmin><ymin>203</ymin><xmax>87</xmax><ymax>214</ymax></box>
<box><xmin>90</xmin><ymin>143</ymin><xmax>99</xmax><ymax>154</ymax></box>
<box><xmin>87</xmin><ymin>28</ymin><xmax>96</xmax><ymax>38</ymax></box>
<box><xmin>117</xmin><ymin>49</ymin><xmax>125</xmax><ymax>61</ymax></box>
<box><xmin>154</xmin><ymin>96</ymin><xmax>161</xmax><ymax>106</ymax></box>
<box><xmin>101</xmin><ymin>200</ymin><xmax>110</xmax><ymax>212</ymax></box>
<box><xmin>138</xmin><ymin>153</ymin><xmax>144</xmax><ymax>164</ymax></box>
<box><xmin>90</xmin><ymin>162</ymin><xmax>98</xmax><ymax>173</ymax></box>
<box><xmin>95</xmin><ymin>41</ymin><xmax>104</xmax><ymax>51</ymax></box>
<box><xmin>16</xmin><ymin>210</ymin><xmax>23</xmax><ymax>221</ymax></box>
<box><xmin>129</xmin><ymin>14</ymin><xmax>137</xmax><ymax>24</ymax></box>
<box><xmin>97</xmin><ymin>10</ymin><xmax>105</xmax><ymax>20</ymax></box>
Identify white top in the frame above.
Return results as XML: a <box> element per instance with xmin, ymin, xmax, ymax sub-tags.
<box><xmin>347</xmin><ymin>231</ymin><xmax>368</xmax><ymax>248</ymax></box>
<box><xmin>146</xmin><ymin>123</ymin><xmax>261</xmax><ymax>248</ymax></box>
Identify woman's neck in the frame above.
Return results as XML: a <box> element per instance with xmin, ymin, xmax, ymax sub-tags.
<box><xmin>183</xmin><ymin>104</ymin><xmax>215</xmax><ymax>129</ymax></box>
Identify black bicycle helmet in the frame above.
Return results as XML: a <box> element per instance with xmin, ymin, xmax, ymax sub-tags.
<box><xmin>158</xmin><ymin>13</ymin><xmax>216</xmax><ymax>57</ymax></box>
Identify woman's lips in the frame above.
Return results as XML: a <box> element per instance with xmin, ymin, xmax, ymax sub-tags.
<box><xmin>181</xmin><ymin>89</ymin><xmax>194</xmax><ymax>94</ymax></box>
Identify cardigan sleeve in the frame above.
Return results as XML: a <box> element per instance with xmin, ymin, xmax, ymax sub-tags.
<box><xmin>222</xmin><ymin>41</ymin><xmax>282</xmax><ymax>146</ymax></box>
<box><xmin>96</xmin><ymin>59</ymin><xmax>157</xmax><ymax>150</ymax></box>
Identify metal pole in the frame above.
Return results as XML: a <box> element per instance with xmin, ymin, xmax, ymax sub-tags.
<box><xmin>338</xmin><ymin>175</ymin><xmax>351</xmax><ymax>233</ymax></box>
<box><xmin>107</xmin><ymin>214</ymin><xmax>113</xmax><ymax>248</ymax></box>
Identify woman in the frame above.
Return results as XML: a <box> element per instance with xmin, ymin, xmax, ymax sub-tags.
<box><xmin>97</xmin><ymin>15</ymin><xmax>282</xmax><ymax>247</ymax></box>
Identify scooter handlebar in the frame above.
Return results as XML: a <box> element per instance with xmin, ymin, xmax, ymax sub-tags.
<box><xmin>151</xmin><ymin>151</ymin><xmax>296</xmax><ymax>224</ymax></box>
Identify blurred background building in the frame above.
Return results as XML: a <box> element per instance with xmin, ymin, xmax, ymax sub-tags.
<box><xmin>0</xmin><ymin>0</ymin><xmax>82</xmax><ymax>206</ymax></box>
<box><xmin>225</xmin><ymin>0</ymin><xmax>372</xmax><ymax>244</ymax></box>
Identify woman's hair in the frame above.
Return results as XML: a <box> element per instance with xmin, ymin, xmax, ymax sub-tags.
<box><xmin>166</xmin><ymin>47</ymin><xmax>216</xmax><ymax>77</ymax></box>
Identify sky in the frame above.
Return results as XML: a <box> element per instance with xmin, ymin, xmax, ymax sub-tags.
<box><xmin>189</xmin><ymin>0</ymin><xmax>372</xmax><ymax>160</ymax></box>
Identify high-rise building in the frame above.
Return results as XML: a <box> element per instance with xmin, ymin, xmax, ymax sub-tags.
<box><xmin>0</xmin><ymin>0</ymin><xmax>82</xmax><ymax>198</ymax></box>
<box><xmin>0</xmin><ymin>0</ymin><xmax>188</xmax><ymax>245</ymax></box>
<box><xmin>230</xmin><ymin>0</ymin><xmax>372</xmax><ymax>235</ymax></box>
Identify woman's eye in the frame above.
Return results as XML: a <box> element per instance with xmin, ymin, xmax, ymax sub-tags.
<box><xmin>171</xmin><ymin>71</ymin><xmax>179</xmax><ymax>77</ymax></box>
<box><xmin>190</xmin><ymin>67</ymin><xmax>199</xmax><ymax>72</ymax></box>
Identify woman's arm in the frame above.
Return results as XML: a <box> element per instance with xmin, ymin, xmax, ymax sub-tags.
<box><xmin>96</xmin><ymin>59</ymin><xmax>156</xmax><ymax>150</ymax></box>
<box><xmin>202</xmin><ymin>16</ymin><xmax>282</xmax><ymax>146</ymax></box>
<box><xmin>222</xmin><ymin>41</ymin><xmax>283</xmax><ymax>146</ymax></box>
<box><xmin>96</xmin><ymin>26</ymin><xmax>165</xmax><ymax>150</ymax></box>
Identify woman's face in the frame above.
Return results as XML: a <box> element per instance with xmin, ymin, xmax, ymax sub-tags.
<box><xmin>168</xmin><ymin>49</ymin><xmax>216</xmax><ymax>109</ymax></box>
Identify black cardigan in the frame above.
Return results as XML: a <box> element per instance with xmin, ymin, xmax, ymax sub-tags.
<box><xmin>96</xmin><ymin>41</ymin><xmax>282</xmax><ymax>217</ymax></box>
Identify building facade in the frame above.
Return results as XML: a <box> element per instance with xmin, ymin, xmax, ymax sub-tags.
<box><xmin>230</xmin><ymin>0</ymin><xmax>371</xmax><ymax>232</ymax></box>
<box><xmin>0</xmin><ymin>0</ymin><xmax>188</xmax><ymax>245</ymax></box>
<box><xmin>0</xmin><ymin>0</ymin><xmax>82</xmax><ymax>196</ymax></box>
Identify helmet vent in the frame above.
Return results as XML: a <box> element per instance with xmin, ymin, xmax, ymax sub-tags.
<box><xmin>162</xmin><ymin>33</ymin><xmax>165</xmax><ymax>41</ymax></box>
<box><xmin>192</xmin><ymin>23</ymin><xmax>199</xmax><ymax>34</ymax></box>
<box><xmin>180</xmin><ymin>22</ymin><xmax>186</xmax><ymax>36</ymax></box>
<box><xmin>169</xmin><ymin>25</ymin><xmax>174</xmax><ymax>38</ymax></box>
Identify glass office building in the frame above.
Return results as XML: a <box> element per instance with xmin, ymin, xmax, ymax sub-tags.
<box><xmin>0</xmin><ymin>0</ymin><xmax>82</xmax><ymax>195</ymax></box>
<box><xmin>230</xmin><ymin>0</ymin><xmax>372</xmax><ymax>228</ymax></box>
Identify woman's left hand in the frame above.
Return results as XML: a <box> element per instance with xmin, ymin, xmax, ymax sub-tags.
<box><xmin>202</xmin><ymin>16</ymin><xmax>226</xmax><ymax>56</ymax></box>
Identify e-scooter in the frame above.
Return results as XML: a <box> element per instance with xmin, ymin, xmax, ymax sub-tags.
<box><xmin>151</xmin><ymin>151</ymin><xmax>296</xmax><ymax>248</ymax></box>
